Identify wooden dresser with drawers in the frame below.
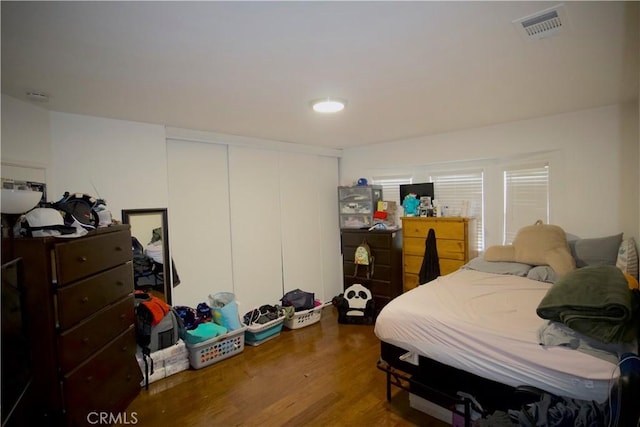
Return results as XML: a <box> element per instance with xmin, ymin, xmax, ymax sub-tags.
<box><xmin>341</xmin><ymin>228</ymin><xmax>403</xmax><ymax>313</ymax></box>
<box><xmin>6</xmin><ymin>224</ymin><xmax>141</xmax><ymax>425</ymax></box>
<box><xmin>401</xmin><ymin>217</ymin><xmax>477</xmax><ymax>292</ymax></box>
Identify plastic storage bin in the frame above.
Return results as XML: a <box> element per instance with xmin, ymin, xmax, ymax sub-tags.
<box><xmin>338</xmin><ymin>185</ymin><xmax>382</xmax><ymax>229</ymax></box>
<box><xmin>284</xmin><ymin>303</ymin><xmax>323</xmax><ymax>330</ymax></box>
<box><xmin>187</xmin><ymin>324</ymin><xmax>247</xmax><ymax>369</ymax></box>
<box><xmin>245</xmin><ymin>316</ymin><xmax>285</xmax><ymax>346</ymax></box>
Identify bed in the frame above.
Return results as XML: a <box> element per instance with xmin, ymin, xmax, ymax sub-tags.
<box><xmin>375</xmin><ymin>233</ymin><xmax>640</xmax><ymax>426</ymax></box>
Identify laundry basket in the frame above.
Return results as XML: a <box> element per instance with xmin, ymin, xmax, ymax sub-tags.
<box><xmin>245</xmin><ymin>316</ymin><xmax>285</xmax><ymax>346</ymax></box>
<box><xmin>283</xmin><ymin>301</ymin><xmax>323</xmax><ymax>330</ymax></box>
<box><xmin>187</xmin><ymin>324</ymin><xmax>247</xmax><ymax>369</ymax></box>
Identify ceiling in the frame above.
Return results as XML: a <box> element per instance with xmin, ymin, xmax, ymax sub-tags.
<box><xmin>2</xmin><ymin>1</ymin><xmax>638</xmax><ymax>150</ymax></box>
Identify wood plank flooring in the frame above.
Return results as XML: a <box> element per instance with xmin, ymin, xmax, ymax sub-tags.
<box><xmin>125</xmin><ymin>306</ymin><xmax>449</xmax><ymax>427</ymax></box>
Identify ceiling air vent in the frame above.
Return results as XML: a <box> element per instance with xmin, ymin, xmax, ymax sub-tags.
<box><xmin>513</xmin><ymin>3</ymin><xmax>569</xmax><ymax>41</ymax></box>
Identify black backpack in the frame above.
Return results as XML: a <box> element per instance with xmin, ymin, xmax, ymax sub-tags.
<box><xmin>134</xmin><ymin>293</ymin><xmax>184</xmax><ymax>389</ymax></box>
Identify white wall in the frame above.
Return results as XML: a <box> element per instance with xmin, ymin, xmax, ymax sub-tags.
<box><xmin>340</xmin><ymin>103</ymin><xmax>640</xmax><ymax>245</ymax></box>
<box><xmin>1</xmin><ymin>94</ymin><xmax>51</xmax><ymax>185</ymax></box>
<box><xmin>49</xmin><ymin>112</ymin><xmax>168</xmax><ymax>218</ymax></box>
<box><xmin>1</xmin><ymin>94</ymin><xmax>51</xmax><ymax>167</ymax></box>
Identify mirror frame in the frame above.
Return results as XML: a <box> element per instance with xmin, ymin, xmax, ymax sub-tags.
<box><xmin>122</xmin><ymin>208</ymin><xmax>172</xmax><ymax>305</ymax></box>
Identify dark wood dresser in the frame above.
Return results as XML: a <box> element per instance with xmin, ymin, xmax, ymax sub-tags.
<box><xmin>5</xmin><ymin>224</ymin><xmax>142</xmax><ymax>426</ymax></box>
<box><xmin>340</xmin><ymin>228</ymin><xmax>403</xmax><ymax>313</ymax></box>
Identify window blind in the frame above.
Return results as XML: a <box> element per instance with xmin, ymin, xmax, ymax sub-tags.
<box><xmin>371</xmin><ymin>176</ymin><xmax>413</xmax><ymax>206</ymax></box>
<box><xmin>429</xmin><ymin>170</ymin><xmax>484</xmax><ymax>251</ymax></box>
<box><xmin>503</xmin><ymin>164</ymin><xmax>549</xmax><ymax>244</ymax></box>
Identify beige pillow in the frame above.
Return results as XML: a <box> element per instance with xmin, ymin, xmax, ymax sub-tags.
<box><xmin>485</xmin><ymin>220</ymin><xmax>575</xmax><ymax>276</ymax></box>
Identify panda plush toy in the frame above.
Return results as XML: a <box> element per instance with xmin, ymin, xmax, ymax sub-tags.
<box><xmin>336</xmin><ymin>284</ymin><xmax>375</xmax><ymax>324</ymax></box>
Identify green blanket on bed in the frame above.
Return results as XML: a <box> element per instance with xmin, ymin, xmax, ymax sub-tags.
<box><xmin>536</xmin><ymin>265</ymin><xmax>637</xmax><ymax>343</ymax></box>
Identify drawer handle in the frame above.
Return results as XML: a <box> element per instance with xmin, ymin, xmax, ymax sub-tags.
<box><xmin>120</xmin><ymin>314</ymin><xmax>126</xmax><ymax>320</ymax></box>
<box><xmin>82</xmin><ymin>337</ymin><xmax>90</xmax><ymax>344</ymax></box>
<box><xmin>115</xmin><ymin>246</ymin><xmax>123</xmax><ymax>251</ymax></box>
<box><xmin>115</xmin><ymin>280</ymin><xmax>125</xmax><ymax>286</ymax></box>
<box><xmin>78</xmin><ymin>256</ymin><xmax>88</xmax><ymax>263</ymax></box>
<box><xmin>121</xmin><ymin>346</ymin><xmax>128</xmax><ymax>352</ymax></box>
<box><xmin>86</xmin><ymin>376</ymin><xmax>93</xmax><ymax>382</ymax></box>
<box><xmin>81</xmin><ymin>296</ymin><xmax>89</xmax><ymax>303</ymax></box>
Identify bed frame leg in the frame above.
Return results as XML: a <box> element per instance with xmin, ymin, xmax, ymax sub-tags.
<box><xmin>386</xmin><ymin>371</ymin><xmax>391</xmax><ymax>401</ymax></box>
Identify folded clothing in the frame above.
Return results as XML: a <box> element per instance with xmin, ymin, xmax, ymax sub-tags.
<box><xmin>243</xmin><ymin>305</ymin><xmax>281</xmax><ymax>325</ymax></box>
<box><xmin>536</xmin><ymin>265</ymin><xmax>637</xmax><ymax>343</ymax></box>
<box><xmin>184</xmin><ymin>322</ymin><xmax>227</xmax><ymax>344</ymax></box>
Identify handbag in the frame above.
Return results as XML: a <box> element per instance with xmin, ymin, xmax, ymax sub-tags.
<box><xmin>281</xmin><ymin>289</ymin><xmax>315</xmax><ymax>311</ymax></box>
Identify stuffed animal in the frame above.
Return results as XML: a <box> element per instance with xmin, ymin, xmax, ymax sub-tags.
<box><xmin>402</xmin><ymin>193</ymin><xmax>420</xmax><ymax>216</ymax></box>
<box><xmin>484</xmin><ymin>220</ymin><xmax>575</xmax><ymax>276</ymax></box>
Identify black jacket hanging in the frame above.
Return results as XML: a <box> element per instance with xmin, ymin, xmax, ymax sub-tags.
<box><xmin>419</xmin><ymin>228</ymin><xmax>440</xmax><ymax>284</ymax></box>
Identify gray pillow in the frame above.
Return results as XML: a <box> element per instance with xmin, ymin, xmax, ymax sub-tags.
<box><xmin>568</xmin><ymin>233</ymin><xmax>623</xmax><ymax>268</ymax></box>
<box><xmin>463</xmin><ymin>257</ymin><xmax>532</xmax><ymax>276</ymax></box>
<box><xmin>527</xmin><ymin>266</ymin><xmax>558</xmax><ymax>284</ymax></box>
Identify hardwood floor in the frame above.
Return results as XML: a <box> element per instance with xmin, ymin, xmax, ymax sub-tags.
<box><xmin>125</xmin><ymin>306</ymin><xmax>449</xmax><ymax>427</ymax></box>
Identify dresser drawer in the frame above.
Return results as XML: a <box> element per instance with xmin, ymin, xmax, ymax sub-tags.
<box><xmin>404</xmin><ymin>253</ymin><xmax>466</xmax><ymax>277</ymax></box>
<box><xmin>402</xmin><ymin>219</ymin><xmax>465</xmax><ymax>240</ymax></box>
<box><xmin>404</xmin><ymin>273</ymin><xmax>420</xmax><ymax>292</ymax></box>
<box><xmin>343</xmin><ymin>263</ymin><xmax>390</xmax><ymax>281</ymax></box>
<box><xmin>403</xmin><ymin>238</ymin><xmax>466</xmax><ymax>260</ymax></box>
<box><xmin>368</xmin><ymin>279</ymin><xmax>400</xmax><ymax>298</ymax></box>
<box><xmin>58</xmin><ymin>295</ymin><xmax>135</xmax><ymax>373</ymax></box>
<box><xmin>343</xmin><ymin>247</ymin><xmax>391</xmax><ymax>266</ymax></box>
<box><xmin>440</xmin><ymin>259</ymin><xmax>465</xmax><ymax>275</ymax></box>
<box><xmin>64</xmin><ymin>326</ymin><xmax>141</xmax><ymax>424</ymax></box>
<box><xmin>341</xmin><ymin>231</ymin><xmax>395</xmax><ymax>248</ymax></box>
<box><xmin>55</xmin><ymin>230</ymin><xmax>133</xmax><ymax>285</ymax></box>
<box><xmin>57</xmin><ymin>263</ymin><xmax>134</xmax><ymax>330</ymax></box>
<box><xmin>403</xmin><ymin>254</ymin><xmax>424</xmax><ymax>276</ymax></box>
<box><xmin>404</xmin><ymin>260</ymin><xmax>466</xmax><ymax>289</ymax></box>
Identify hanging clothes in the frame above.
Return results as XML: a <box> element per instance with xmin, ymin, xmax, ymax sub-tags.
<box><xmin>419</xmin><ymin>228</ymin><xmax>440</xmax><ymax>284</ymax></box>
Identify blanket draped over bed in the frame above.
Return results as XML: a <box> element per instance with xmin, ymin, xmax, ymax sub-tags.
<box><xmin>536</xmin><ymin>265</ymin><xmax>637</xmax><ymax>343</ymax></box>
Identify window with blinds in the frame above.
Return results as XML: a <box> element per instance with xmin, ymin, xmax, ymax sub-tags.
<box><xmin>429</xmin><ymin>170</ymin><xmax>484</xmax><ymax>251</ymax></box>
<box><xmin>503</xmin><ymin>163</ymin><xmax>549</xmax><ymax>244</ymax></box>
<box><xmin>371</xmin><ymin>176</ymin><xmax>413</xmax><ymax>206</ymax></box>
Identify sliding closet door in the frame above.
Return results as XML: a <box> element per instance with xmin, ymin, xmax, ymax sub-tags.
<box><xmin>228</xmin><ymin>146</ymin><xmax>283</xmax><ymax>313</ymax></box>
<box><xmin>279</xmin><ymin>152</ymin><xmax>341</xmax><ymax>303</ymax></box>
<box><xmin>315</xmin><ymin>155</ymin><xmax>342</xmax><ymax>302</ymax></box>
<box><xmin>166</xmin><ymin>140</ymin><xmax>233</xmax><ymax>308</ymax></box>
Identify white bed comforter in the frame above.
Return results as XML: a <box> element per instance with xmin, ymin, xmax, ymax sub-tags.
<box><xmin>374</xmin><ymin>269</ymin><xmax>620</xmax><ymax>403</ymax></box>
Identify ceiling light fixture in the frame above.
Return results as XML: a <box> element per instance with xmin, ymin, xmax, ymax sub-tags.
<box><xmin>25</xmin><ymin>91</ymin><xmax>50</xmax><ymax>103</ymax></box>
<box><xmin>311</xmin><ymin>98</ymin><xmax>347</xmax><ymax>113</ymax></box>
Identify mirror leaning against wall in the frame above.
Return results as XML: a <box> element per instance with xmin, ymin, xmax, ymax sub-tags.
<box><xmin>122</xmin><ymin>208</ymin><xmax>174</xmax><ymax>305</ymax></box>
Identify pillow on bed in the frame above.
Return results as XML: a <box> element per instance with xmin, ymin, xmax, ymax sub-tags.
<box><xmin>484</xmin><ymin>221</ymin><xmax>575</xmax><ymax>276</ymax></box>
<box><xmin>568</xmin><ymin>233</ymin><xmax>622</xmax><ymax>268</ymax></box>
<box><xmin>616</xmin><ymin>237</ymin><xmax>639</xmax><ymax>279</ymax></box>
<box><xmin>463</xmin><ymin>257</ymin><xmax>532</xmax><ymax>276</ymax></box>
<box><xmin>526</xmin><ymin>266</ymin><xmax>558</xmax><ymax>284</ymax></box>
